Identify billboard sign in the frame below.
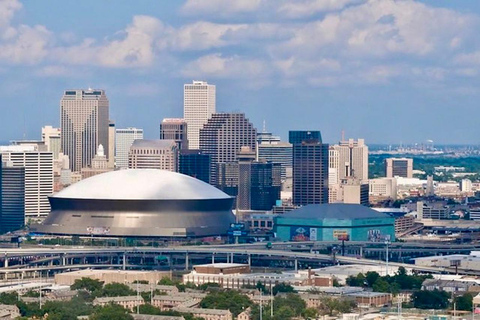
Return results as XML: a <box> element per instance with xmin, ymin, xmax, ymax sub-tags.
<box><xmin>290</xmin><ymin>226</ymin><xmax>318</xmax><ymax>241</ymax></box>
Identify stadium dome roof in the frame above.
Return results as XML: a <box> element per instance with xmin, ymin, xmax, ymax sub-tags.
<box><xmin>54</xmin><ymin>169</ymin><xmax>230</xmax><ymax>200</ymax></box>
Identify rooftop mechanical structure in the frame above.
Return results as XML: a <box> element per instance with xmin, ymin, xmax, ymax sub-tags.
<box><xmin>32</xmin><ymin>169</ymin><xmax>235</xmax><ymax>238</ymax></box>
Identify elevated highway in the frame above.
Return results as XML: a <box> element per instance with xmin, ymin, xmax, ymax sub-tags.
<box><xmin>0</xmin><ymin>244</ymin><xmax>472</xmax><ymax>279</ymax></box>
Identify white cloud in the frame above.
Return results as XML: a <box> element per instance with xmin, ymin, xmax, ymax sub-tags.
<box><xmin>277</xmin><ymin>0</ymin><xmax>363</xmax><ymax>18</ymax></box>
<box><xmin>0</xmin><ymin>24</ymin><xmax>51</xmax><ymax>64</ymax></box>
<box><xmin>0</xmin><ymin>0</ymin><xmax>478</xmax><ymax>88</ymax></box>
<box><xmin>165</xmin><ymin>22</ymin><xmax>247</xmax><ymax>51</ymax></box>
<box><xmin>53</xmin><ymin>15</ymin><xmax>164</xmax><ymax>68</ymax></box>
<box><xmin>181</xmin><ymin>0</ymin><xmax>262</xmax><ymax>17</ymax></box>
<box><xmin>0</xmin><ymin>0</ymin><xmax>21</xmax><ymax>35</ymax></box>
<box><xmin>182</xmin><ymin>53</ymin><xmax>269</xmax><ymax>79</ymax></box>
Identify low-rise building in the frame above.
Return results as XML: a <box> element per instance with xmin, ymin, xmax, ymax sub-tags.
<box><xmin>422</xmin><ymin>279</ymin><xmax>474</xmax><ymax>293</ymax></box>
<box><xmin>93</xmin><ymin>296</ymin><xmax>144</xmax><ymax>310</ymax></box>
<box><xmin>346</xmin><ymin>291</ymin><xmax>392</xmax><ymax>307</ymax></box>
<box><xmin>151</xmin><ymin>292</ymin><xmax>206</xmax><ymax>310</ymax></box>
<box><xmin>0</xmin><ymin>304</ymin><xmax>20</xmax><ymax>319</ymax></box>
<box><xmin>131</xmin><ymin>315</ymin><xmax>185</xmax><ymax>320</ymax></box>
<box><xmin>183</xmin><ymin>263</ymin><xmax>333</xmax><ymax>289</ymax></box>
<box><xmin>127</xmin><ymin>284</ymin><xmax>179</xmax><ymax>294</ymax></box>
<box><xmin>173</xmin><ymin>307</ymin><xmax>232</xmax><ymax>320</ymax></box>
<box><xmin>55</xmin><ymin>269</ymin><xmax>172</xmax><ymax>286</ymax></box>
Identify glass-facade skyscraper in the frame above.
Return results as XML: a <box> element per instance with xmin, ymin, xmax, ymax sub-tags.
<box><xmin>60</xmin><ymin>89</ymin><xmax>109</xmax><ymax>172</ymax></box>
<box><xmin>291</xmin><ymin>132</ymin><xmax>329</xmax><ymax>206</ymax></box>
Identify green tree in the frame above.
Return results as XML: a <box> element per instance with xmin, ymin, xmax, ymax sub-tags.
<box><xmin>200</xmin><ymin>290</ymin><xmax>252</xmax><ymax>316</ymax></box>
<box><xmin>372</xmin><ymin>278</ymin><xmax>390</xmax><ymax>293</ymax></box>
<box><xmin>198</xmin><ymin>282</ymin><xmax>220</xmax><ymax>291</ymax></box>
<box><xmin>272</xmin><ymin>283</ymin><xmax>295</xmax><ymax>295</ymax></box>
<box><xmin>455</xmin><ymin>293</ymin><xmax>473</xmax><ymax>311</ymax></box>
<box><xmin>71</xmin><ymin>277</ymin><xmax>104</xmax><ymax>292</ymax></box>
<box><xmin>157</xmin><ymin>277</ymin><xmax>175</xmax><ymax>285</ymax></box>
<box><xmin>90</xmin><ymin>304</ymin><xmax>134</xmax><ymax>320</ymax></box>
<box><xmin>412</xmin><ymin>290</ymin><xmax>450</xmax><ymax>309</ymax></box>
<box><xmin>365</xmin><ymin>271</ymin><xmax>380</xmax><ymax>287</ymax></box>
<box><xmin>346</xmin><ymin>273</ymin><xmax>365</xmax><ymax>287</ymax></box>
<box><xmin>318</xmin><ymin>297</ymin><xmax>356</xmax><ymax>316</ymax></box>
<box><xmin>303</xmin><ymin>307</ymin><xmax>319</xmax><ymax>319</ymax></box>
<box><xmin>274</xmin><ymin>306</ymin><xmax>294</xmax><ymax>320</ymax></box>
<box><xmin>22</xmin><ymin>290</ymin><xmax>40</xmax><ymax>297</ymax></box>
<box><xmin>99</xmin><ymin>283</ymin><xmax>136</xmax><ymax>297</ymax></box>
<box><xmin>0</xmin><ymin>292</ymin><xmax>18</xmax><ymax>305</ymax></box>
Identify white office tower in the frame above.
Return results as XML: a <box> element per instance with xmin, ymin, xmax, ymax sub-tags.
<box><xmin>184</xmin><ymin>80</ymin><xmax>216</xmax><ymax>149</ymax></box>
<box><xmin>60</xmin><ymin>89</ymin><xmax>109</xmax><ymax>172</ymax></box>
<box><xmin>0</xmin><ymin>145</ymin><xmax>53</xmax><ymax>221</ymax></box>
<box><xmin>332</xmin><ymin>138</ymin><xmax>369</xmax><ymax>182</ymax></box>
<box><xmin>115</xmin><ymin>128</ymin><xmax>144</xmax><ymax>169</ymax></box>
<box><xmin>108</xmin><ymin>121</ymin><xmax>115</xmax><ymax>169</ymax></box>
<box><xmin>41</xmin><ymin>126</ymin><xmax>61</xmax><ymax>159</ymax></box>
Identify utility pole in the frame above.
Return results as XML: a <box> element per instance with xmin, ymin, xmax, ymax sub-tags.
<box><xmin>270</xmin><ymin>282</ymin><xmax>273</xmax><ymax>318</ymax></box>
<box><xmin>385</xmin><ymin>240</ymin><xmax>390</xmax><ymax>275</ymax></box>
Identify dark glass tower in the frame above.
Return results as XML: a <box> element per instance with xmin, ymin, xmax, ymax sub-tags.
<box><xmin>0</xmin><ymin>156</ymin><xmax>25</xmax><ymax>233</ymax></box>
<box><xmin>291</xmin><ymin>133</ymin><xmax>329</xmax><ymax>206</ymax></box>
<box><xmin>179</xmin><ymin>150</ymin><xmax>211</xmax><ymax>184</ymax></box>
<box><xmin>289</xmin><ymin>131</ymin><xmax>322</xmax><ymax>145</ymax></box>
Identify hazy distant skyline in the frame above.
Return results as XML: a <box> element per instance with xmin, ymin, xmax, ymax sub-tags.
<box><xmin>1</xmin><ymin>0</ymin><xmax>480</xmax><ymax>144</ymax></box>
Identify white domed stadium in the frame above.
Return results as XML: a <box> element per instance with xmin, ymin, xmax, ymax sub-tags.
<box><xmin>33</xmin><ymin>170</ymin><xmax>235</xmax><ymax>238</ymax></box>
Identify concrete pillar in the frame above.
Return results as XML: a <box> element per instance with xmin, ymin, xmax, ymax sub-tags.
<box><xmin>248</xmin><ymin>254</ymin><xmax>251</xmax><ymax>266</ymax></box>
<box><xmin>123</xmin><ymin>253</ymin><xmax>126</xmax><ymax>270</ymax></box>
<box><xmin>212</xmin><ymin>253</ymin><xmax>215</xmax><ymax>264</ymax></box>
<box><xmin>294</xmin><ymin>258</ymin><xmax>298</xmax><ymax>272</ymax></box>
<box><xmin>185</xmin><ymin>253</ymin><xmax>189</xmax><ymax>271</ymax></box>
<box><xmin>62</xmin><ymin>255</ymin><xmax>66</xmax><ymax>266</ymax></box>
<box><xmin>230</xmin><ymin>252</ymin><xmax>234</xmax><ymax>263</ymax></box>
<box><xmin>4</xmin><ymin>257</ymin><xmax>8</xmax><ymax>268</ymax></box>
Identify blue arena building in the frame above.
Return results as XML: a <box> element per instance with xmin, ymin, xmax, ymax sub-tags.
<box><xmin>274</xmin><ymin>204</ymin><xmax>395</xmax><ymax>242</ymax></box>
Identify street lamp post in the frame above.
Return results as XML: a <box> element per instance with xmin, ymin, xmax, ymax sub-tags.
<box><xmin>385</xmin><ymin>240</ymin><xmax>391</xmax><ymax>275</ymax></box>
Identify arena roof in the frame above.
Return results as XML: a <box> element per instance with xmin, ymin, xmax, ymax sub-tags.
<box><xmin>281</xmin><ymin>204</ymin><xmax>391</xmax><ymax>220</ymax></box>
<box><xmin>54</xmin><ymin>169</ymin><xmax>230</xmax><ymax>200</ymax></box>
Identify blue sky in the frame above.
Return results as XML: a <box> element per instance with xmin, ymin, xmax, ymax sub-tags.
<box><xmin>1</xmin><ymin>0</ymin><xmax>480</xmax><ymax>144</ymax></box>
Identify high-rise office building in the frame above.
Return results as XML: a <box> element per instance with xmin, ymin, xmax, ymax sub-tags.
<box><xmin>108</xmin><ymin>121</ymin><xmax>115</xmax><ymax>169</ymax></box>
<box><xmin>179</xmin><ymin>150</ymin><xmax>211</xmax><ymax>184</ymax></box>
<box><xmin>291</xmin><ymin>133</ymin><xmax>329</xmax><ymax>206</ymax></box>
<box><xmin>289</xmin><ymin>131</ymin><xmax>322</xmax><ymax>145</ymax></box>
<box><xmin>237</xmin><ymin>146</ymin><xmax>256</xmax><ymax>210</ymax></box>
<box><xmin>0</xmin><ymin>145</ymin><xmax>53</xmax><ymax>220</ymax></box>
<box><xmin>257</xmin><ymin>132</ymin><xmax>292</xmax><ymax>181</ymax></box>
<box><xmin>199</xmin><ymin>113</ymin><xmax>257</xmax><ymax>185</ymax></box>
<box><xmin>385</xmin><ymin>158</ymin><xmax>413</xmax><ymax>178</ymax></box>
<box><xmin>184</xmin><ymin>80</ymin><xmax>216</xmax><ymax>149</ymax></box>
<box><xmin>238</xmin><ymin>160</ymin><xmax>282</xmax><ymax>211</ymax></box>
<box><xmin>332</xmin><ymin>138</ymin><xmax>368</xmax><ymax>182</ymax></box>
<box><xmin>60</xmin><ymin>89</ymin><xmax>109</xmax><ymax>172</ymax></box>
<box><xmin>0</xmin><ymin>156</ymin><xmax>25</xmax><ymax>233</ymax></box>
<box><xmin>128</xmin><ymin>139</ymin><xmax>178</xmax><ymax>171</ymax></box>
<box><xmin>160</xmin><ymin>118</ymin><xmax>188</xmax><ymax>150</ymax></box>
<box><xmin>115</xmin><ymin>128</ymin><xmax>144</xmax><ymax>169</ymax></box>
<box><xmin>41</xmin><ymin>126</ymin><xmax>61</xmax><ymax>159</ymax></box>
<box><xmin>216</xmin><ymin>162</ymin><xmax>239</xmax><ymax>197</ymax></box>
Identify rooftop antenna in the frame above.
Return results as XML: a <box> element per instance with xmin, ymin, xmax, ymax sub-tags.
<box><xmin>341</xmin><ymin>129</ymin><xmax>345</xmax><ymax>142</ymax></box>
<box><xmin>263</xmin><ymin>120</ymin><xmax>267</xmax><ymax>133</ymax></box>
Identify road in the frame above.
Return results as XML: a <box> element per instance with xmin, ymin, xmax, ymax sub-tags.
<box><xmin>0</xmin><ymin>244</ymin><xmax>467</xmax><ymax>275</ymax></box>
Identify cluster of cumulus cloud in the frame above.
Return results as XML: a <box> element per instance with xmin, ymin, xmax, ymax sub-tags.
<box><xmin>0</xmin><ymin>0</ymin><xmax>479</xmax><ymax>87</ymax></box>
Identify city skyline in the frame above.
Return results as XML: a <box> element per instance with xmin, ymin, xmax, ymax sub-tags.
<box><xmin>2</xmin><ymin>1</ymin><xmax>480</xmax><ymax>144</ymax></box>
